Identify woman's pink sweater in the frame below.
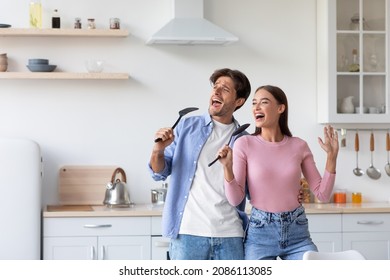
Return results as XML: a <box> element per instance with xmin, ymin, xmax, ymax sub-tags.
<box><xmin>225</xmin><ymin>134</ymin><xmax>335</xmax><ymax>213</ymax></box>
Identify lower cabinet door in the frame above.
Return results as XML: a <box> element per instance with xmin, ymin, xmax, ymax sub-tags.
<box><xmin>151</xmin><ymin>236</ymin><xmax>170</xmax><ymax>260</ymax></box>
<box><xmin>44</xmin><ymin>236</ymin><xmax>152</xmax><ymax>260</ymax></box>
<box><xmin>99</xmin><ymin>236</ymin><xmax>151</xmax><ymax>260</ymax></box>
<box><xmin>310</xmin><ymin>233</ymin><xmax>342</xmax><ymax>252</ymax></box>
<box><xmin>343</xmin><ymin>232</ymin><xmax>390</xmax><ymax>260</ymax></box>
<box><xmin>44</xmin><ymin>236</ymin><xmax>97</xmax><ymax>260</ymax></box>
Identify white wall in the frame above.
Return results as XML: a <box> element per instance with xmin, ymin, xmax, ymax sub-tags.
<box><xmin>1</xmin><ymin>0</ymin><xmax>389</xmax><ymax>205</ymax></box>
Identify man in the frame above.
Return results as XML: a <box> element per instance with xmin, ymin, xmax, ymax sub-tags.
<box><xmin>148</xmin><ymin>68</ymin><xmax>251</xmax><ymax>260</ymax></box>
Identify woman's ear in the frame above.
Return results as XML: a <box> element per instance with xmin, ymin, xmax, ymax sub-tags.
<box><xmin>278</xmin><ymin>104</ymin><xmax>286</xmax><ymax>114</ymax></box>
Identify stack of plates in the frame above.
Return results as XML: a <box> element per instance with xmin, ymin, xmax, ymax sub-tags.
<box><xmin>27</xmin><ymin>58</ymin><xmax>57</xmax><ymax>72</ymax></box>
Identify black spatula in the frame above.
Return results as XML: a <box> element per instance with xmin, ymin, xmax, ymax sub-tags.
<box><xmin>154</xmin><ymin>107</ymin><xmax>199</xmax><ymax>142</ymax></box>
<box><xmin>208</xmin><ymin>123</ymin><xmax>250</xmax><ymax>167</ymax></box>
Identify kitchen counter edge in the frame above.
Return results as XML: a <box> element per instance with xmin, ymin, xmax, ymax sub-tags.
<box><xmin>42</xmin><ymin>202</ymin><xmax>390</xmax><ymax>218</ymax></box>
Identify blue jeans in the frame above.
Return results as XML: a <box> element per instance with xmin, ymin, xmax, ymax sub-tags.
<box><xmin>169</xmin><ymin>234</ymin><xmax>244</xmax><ymax>260</ymax></box>
<box><xmin>245</xmin><ymin>205</ymin><xmax>317</xmax><ymax>260</ymax></box>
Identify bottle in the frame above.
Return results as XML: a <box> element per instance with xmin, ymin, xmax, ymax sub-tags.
<box><xmin>350</xmin><ymin>13</ymin><xmax>360</xmax><ymax>30</ymax></box>
<box><xmin>52</xmin><ymin>9</ymin><xmax>61</xmax><ymax>29</ymax></box>
<box><xmin>29</xmin><ymin>0</ymin><xmax>42</xmax><ymax>28</ymax></box>
<box><xmin>349</xmin><ymin>48</ymin><xmax>360</xmax><ymax>72</ymax></box>
<box><xmin>300</xmin><ymin>178</ymin><xmax>311</xmax><ymax>203</ymax></box>
<box><xmin>74</xmin><ymin>18</ymin><xmax>82</xmax><ymax>29</ymax></box>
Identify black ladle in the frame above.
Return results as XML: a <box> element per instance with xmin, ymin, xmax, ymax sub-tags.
<box><xmin>208</xmin><ymin>123</ymin><xmax>250</xmax><ymax>167</ymax></box>
<box><xmin>154</xmin><ymin>107</ymin><xmax>199</xmax><ymax>142</ymax></box>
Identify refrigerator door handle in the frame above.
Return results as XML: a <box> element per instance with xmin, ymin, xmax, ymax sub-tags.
<box><xmin>90</xmin><ymin>246</ymin><xmax>95</xmax><ymax>260</ymax></box>
<box><xmin>100</xmin><ymin>246</ymin><xmax>105</xmax><ymax>260</ymax></box>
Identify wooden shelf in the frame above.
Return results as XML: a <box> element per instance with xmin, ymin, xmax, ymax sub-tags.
<box><xmin>0</xmin><ymin>72</ymin><xmax>129</xmax><ymax>80</ymax></box>
<box><xmin>0</xmin><ymin>28</ymin><xmax>129</xmax><ymax>37</ymax></box>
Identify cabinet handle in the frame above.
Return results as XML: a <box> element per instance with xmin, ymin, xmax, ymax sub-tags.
<box><xmin>357</xmin><ymin>220</ymin><xmax>384</xmax><ymax>225</ymax></box>
<box><xmin>154</xmin><ymin>241</ymin><xmax>170</xmax><ymax>248</ymax></box>
<box><xmin>83</xmin><ymin>224</ymin><xmax>112</xmax><ymax>228</ymax></box>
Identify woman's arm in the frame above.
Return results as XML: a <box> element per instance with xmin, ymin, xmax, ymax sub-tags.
<box><xmin>218</xmin><ymin>144</ymin><xmax>246</xmax><ymax>206</ymax></box>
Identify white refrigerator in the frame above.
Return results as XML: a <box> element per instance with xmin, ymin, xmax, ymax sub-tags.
<box><xmin>0</xmin><ymin>137</ymin><xmax>42</xmax><ymax>259</ymax></box>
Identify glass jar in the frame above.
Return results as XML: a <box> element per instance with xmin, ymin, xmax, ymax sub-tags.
<box><xmin>300</xmin><ymin>178</ymin><xmax>311</xmax><ymax>203</ymax></box>
<box><xmin>352</xmin><ymin>192</ymin><xmax>362</xmax><ymax>204</ymax></box>
<box><xmin>29</xmin><ymin>0</ymin><xmax>42</xmax><ymax>28</ymax></box>
<box><xmin>110</xmin><ymin>18</ymin><xmax>120</xmax><ymax>29</ymax></box>
<box><xmin>87</xmin><ymin>18</ymin><xmax>96</xmax><ymax>29</ymax></box>
<box><xmin>333</xmin><ymin>189</ymin><xmax>347</xmax><ymax>203</ymax></box>
<box><xmin>350</xmin><ymin>17</ymin><xmax>359</xmax><ymax>30</ymax></box>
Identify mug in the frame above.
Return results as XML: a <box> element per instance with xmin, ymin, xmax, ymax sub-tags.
<box><xmin>369</xmin><ymin>107</ymin><xmax>380</xmax><ymax>114</ymax></box>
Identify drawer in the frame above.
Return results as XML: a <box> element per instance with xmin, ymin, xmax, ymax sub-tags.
<box><xmin>44</xmin><ymin>217</ymin><xmax>151</xmax><ymax>237</ymax></box>
<box><xmin>343</xmin><ymin>213</ymin><xmax>390</xmax><ymax>232</ymax></box>
<box><xmin>307</xmin><ymin>214</ymin><xmax>342</xmax><ymax>233</ymax></box>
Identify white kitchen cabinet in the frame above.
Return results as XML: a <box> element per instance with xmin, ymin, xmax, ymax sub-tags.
<box><xmin>317</xmin><ymin>0</ymin><xmax>390</xmax><ymax>125</ymax></box>
<box><xmin>44</xmin><ymin>236</ymin><xmax>150</xmax><ymax>260</ymax></box>
<box><xmin>151</xmin><ymin>236</ymin><xmax>170</xmax><ymax>260</ymax></box>
<box><xmin>43</xmin><ymin>217</ymin><xmax>151</xmax><ymax>260</ymax></box>
<box><xmin>151</xmin><ymin>216</ymin><xmax>170</xmax><ymax>260</ymax></box>
<box><xmin>342</xmin><ymin>213</ymin><xmax>390</xmax><ymax>259</ymax></box>
<box><xmin>44</xmin><ymin>236</ymin><xmax>96</xmax><ymax>260</ymax></box>
<box><xmin>307</xmin><ymin>214</ymin><xmax>343</xmax><ymax>252</ymax></box>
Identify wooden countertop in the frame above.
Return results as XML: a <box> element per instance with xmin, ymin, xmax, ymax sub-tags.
<box><xmin>43</xmin><ymin>204</ymin><xmax>164</xmax><ymax>217</ymax></box>
<box><xmin>303</xmin><ymin>202</ymin><xmax>390</xmax><ymax>214</ymax></box>
<box><xmin>43</xmin><ymin>202</ymin><xmax>390</xmax><ymax>218</ymax></box>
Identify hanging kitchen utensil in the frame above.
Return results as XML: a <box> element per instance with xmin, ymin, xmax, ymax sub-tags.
<box><xmin>154</xmin><ymin>107</ymin><xmax>199</xmax><ymax>142</ymax></box>
<box><xmin>353</xmin><ymin>131</ymin><xmax>364</xmax><ymax>176</ymax></box>
<box><xmin>340</xmin><ymin>128</ymin><xmax>347</xmax><ymax>147</ymax></box>
<box><xmin>385</xmin><ymin>131</ymin><xmax>390</xmax><ymax>176</ymax></box>
<box><xmin>366</xmin><ymin>132</ymin><xmax>381</xmax><ymax>180</ymax></box>
<box><xmin>208</xmin><ymin>123</ymin><xmax>250</xmax><ymax>167</ymax></box>
<box><xmin>103</xmin><ymin>167</ymin><xmax>132</xmax><ymax>207</ymax></box>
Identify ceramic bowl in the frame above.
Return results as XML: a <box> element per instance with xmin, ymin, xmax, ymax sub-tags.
<box><xmin>26</xmin><ymin>64</ymin><xmax>56</xmax><ymax>72</ymax></box>
<box><xmin>28</xmin><ymin>58</ymin><xmax>49</xmax><ymax>65</ymax></box>
<box><xmin>85</xmin><ymin>60</ymin><xmax>104</xmax><ymax>73</ymax></box>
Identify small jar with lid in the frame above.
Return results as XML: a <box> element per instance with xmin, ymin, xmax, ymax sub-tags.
<box><xmin>110</xmin><ymin>18</ymin><xmax>120</xmax><ymax>29</ymax></box>
<box><xmin>333</xmin><ymin>189</ymin><xmax>347</xmax><ymax>204</ymax></box>
<box><xmin>352</xmin><ymin>192</ymin><xmax>362</xmax><ymax>204</ymax></box>
<box><xmin>87</xmin><ymin>18</ymin><xmax>96</xmax><ymax>29</ymax></box>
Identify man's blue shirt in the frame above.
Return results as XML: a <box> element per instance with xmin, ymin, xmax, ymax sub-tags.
<box><xmin>148</xmin><ymin>113</ymin><xmax>248</xmax><ymax>238</ymax></box>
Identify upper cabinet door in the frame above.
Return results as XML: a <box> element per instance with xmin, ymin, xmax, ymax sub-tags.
<box><xmin>317</xmin><ymin>0</ymin><xmax>389</xmax><ymax>125</ymax></box>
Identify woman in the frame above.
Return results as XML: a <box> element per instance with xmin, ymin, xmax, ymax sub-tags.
<box><xmin>218</xmin><ymin>85</ymin><xmax>339</xmax><ymax>260</ymax></box>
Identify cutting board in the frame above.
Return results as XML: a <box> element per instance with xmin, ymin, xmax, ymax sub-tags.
<box><xmin>47</xmin><ymin>205</ymin><xmax>93</xmax><ymax>212</ymax></box>
<box><xmin>58</xmin><ymin>165</ymin><xmax>118</xmax><ymax>205</ymax></box>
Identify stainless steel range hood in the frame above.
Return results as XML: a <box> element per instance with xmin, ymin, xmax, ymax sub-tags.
<box><xmin>146</xmin><ymin>0</ymin><xmax>238</xmax><ymax>45</ymax></box>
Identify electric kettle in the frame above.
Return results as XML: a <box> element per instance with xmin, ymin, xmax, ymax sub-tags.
<box><xmin>103</xmin><ymin>167</ymin><xmax>131</xmax><ymax>207</ymax></box>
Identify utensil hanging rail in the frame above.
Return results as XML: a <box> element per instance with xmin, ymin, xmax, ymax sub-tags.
<box><xmin>335</xmin><ymin>128</ymin><xmax>389</xmax><ymax>132</ymax></box>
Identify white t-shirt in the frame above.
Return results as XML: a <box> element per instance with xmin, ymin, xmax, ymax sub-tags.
<box><xmin>179</xmin><ymin>120</ymin><xmax>244</xmax><ymax>238</ymax></box>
